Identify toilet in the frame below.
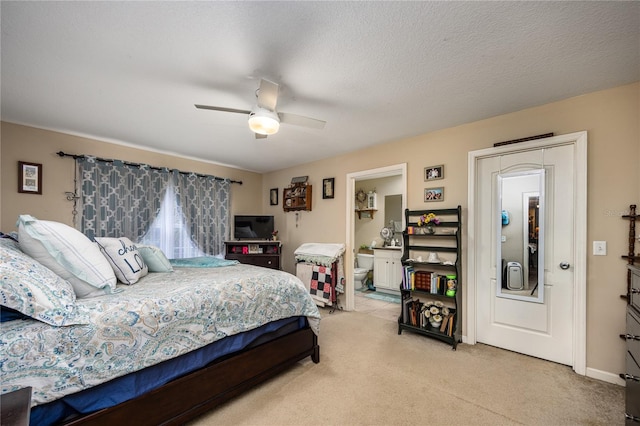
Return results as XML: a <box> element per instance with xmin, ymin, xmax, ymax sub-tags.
<box><xmin>354</xmin><ymin>253</ymin><xmax>374</xmax><ymax>289</ymax></box>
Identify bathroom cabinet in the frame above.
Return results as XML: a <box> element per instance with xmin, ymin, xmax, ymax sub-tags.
<box><xmin>373</xmin><ymin>248</ymin><xmax>402</xmax><ymax>293</ymax></box>
<box><xmin>398</xmin><ymin>206</ymin><xmax>461</xmax><ymax>350</ymax></box>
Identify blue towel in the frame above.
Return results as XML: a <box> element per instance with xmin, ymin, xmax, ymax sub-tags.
<box><xmin>169</xmin><ymin>256</ymin><xmax>239</xmax><ymax>268</ymax></box>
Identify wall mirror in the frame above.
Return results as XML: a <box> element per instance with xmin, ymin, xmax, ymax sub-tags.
<box><xmin>384</xmin><ymin>194</ymin><xmax>403</xmax><ymax>241</ymax></box>
<box><xmin>496</xmin><ymin>169</ymin><xmax>545</xmax><ymax>303</ymax></box>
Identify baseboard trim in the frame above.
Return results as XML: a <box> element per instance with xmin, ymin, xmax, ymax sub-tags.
<box><xmin>586</xmin><ymin>367</ymin><xmax>625</xmax><ymax>386</ymax></box>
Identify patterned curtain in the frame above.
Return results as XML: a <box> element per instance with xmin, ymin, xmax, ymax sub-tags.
<box><xmin>173</xmin><ymin>170</ymin><xmax>231</xmax><ymax>256</ymax></box>
<box><xmin>79</xmin><ymin>157</ymin><xmax>170</xmax><ymax>241</ymax></box>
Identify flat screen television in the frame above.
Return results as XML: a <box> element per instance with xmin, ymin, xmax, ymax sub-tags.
<box><xmin>233</xmin><ymin>215</ymin><xmax>275</xmax><ymax>240</ymax></box>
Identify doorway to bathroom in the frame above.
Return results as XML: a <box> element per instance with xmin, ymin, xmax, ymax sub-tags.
<box><xmin>344</xmin><ymin>164</ymin><xmax>407</xmax><ymax>312</ymax></box>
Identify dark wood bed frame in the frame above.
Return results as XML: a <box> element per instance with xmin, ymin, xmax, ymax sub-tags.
<box><xmin>64</xmin><ymin>326</ymin><xmax>319</xmax><ymax>425</ymax></box>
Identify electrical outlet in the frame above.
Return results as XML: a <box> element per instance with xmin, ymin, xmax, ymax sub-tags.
<box><xmin>593</xmin><ymin>241</ymin><xmax>607</xmax><ymax>256</ymax></box>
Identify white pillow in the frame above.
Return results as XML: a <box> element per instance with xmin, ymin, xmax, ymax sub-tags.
<box><xmin>95</xmin><ymin>237</ymin><xmax>149</xmax><ymax>284</ymax></box>
<box><xmin>17</xmin><ymin>215</ymin><xmax>116</xmax><ymax>298</ymax></box>
<box><xmin>0</xmin><ymin>244</ymin><xmax>87</xmax><ymax>326</ymax></box>
<box><xmin>137</xmin><ymin>245</ymin><xmax>174</xmax><ymax>272</ymax></box>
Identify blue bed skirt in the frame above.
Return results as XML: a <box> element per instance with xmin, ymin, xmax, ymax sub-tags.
<box><xmin>31</xmin><ymin>316</ymin><xmax>307</xmax><ymax>426</ymax></box>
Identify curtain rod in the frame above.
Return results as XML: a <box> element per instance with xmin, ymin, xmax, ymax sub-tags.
<box><xmin>56</xmin><ymin>151</ymin><xmax>242</xmax><ymax>185</ymax></box>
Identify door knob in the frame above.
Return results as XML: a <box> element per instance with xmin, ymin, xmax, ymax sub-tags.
<box><xmin>559</xmin><ymin>262</ymin><xmax>570</xmax><ymax>270</ymax></box>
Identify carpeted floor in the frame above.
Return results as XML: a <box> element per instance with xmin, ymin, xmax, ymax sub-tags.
<box><xmin>189</xmin><ymin>309</ymin><xmax>624</xmax><ymax>425</ymax></box>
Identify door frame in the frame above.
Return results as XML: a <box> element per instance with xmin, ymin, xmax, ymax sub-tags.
<box><xmin>466</xmin><ymin>131</ymin><xmax>587</xmax><ymax>375</ymax></box>
<box><xmin>344</xmin><ymin>163</ymin><xmax>407</xmax><ymax>311</ymax></box>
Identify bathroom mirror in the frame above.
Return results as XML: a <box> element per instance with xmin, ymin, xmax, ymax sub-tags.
<box><xmin>384</xmin><ymin>194</ymin><xmax>403</xmax><ymax>242</ymax></box>
<box><xmin>496</xmin><ymin>169</ymin><xmax>545</xmax><ymax>303</ymax></box>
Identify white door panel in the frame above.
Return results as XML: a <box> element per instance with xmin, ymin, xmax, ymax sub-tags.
<box><xmin>476</xmin><ymin>143</ymin><xmax>575</xmax><ymax>365</ymax></box>
<box><xmin>493</xmin><ymin>291</ymin><xmax>548</xmax><ymax>332</ymax></box>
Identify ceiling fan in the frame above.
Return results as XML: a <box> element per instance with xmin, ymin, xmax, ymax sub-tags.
<box><xmin>195</xmin><ymin>79</ymin><xmax>326</xmax><ymax>139</ymax></box>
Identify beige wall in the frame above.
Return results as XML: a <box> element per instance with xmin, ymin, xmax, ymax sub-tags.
<box><xmin>1</xmin><ymin>82</ymin><xmax>638</xmax><ymax>379</ymax></box>
<box><xmin>0</xmin><ymin>123</ymin><xmax>263</xmax><ymax>231</ymax></box>
<box><xmin>263</xmin><ymin>82</ymin><xmax>640</xmax><ymax>378</ymax></box>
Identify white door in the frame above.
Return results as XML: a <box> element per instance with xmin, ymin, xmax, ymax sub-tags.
<box><xmin>473</xmin><ymin>138</ymin><xmax>584</xmax><ymax>366</ymax></box>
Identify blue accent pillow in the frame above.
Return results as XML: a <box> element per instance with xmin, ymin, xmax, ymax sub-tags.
<box><xmin>137</xmin><ymin>245</ymin><xmax>174</xmax><ymax>272</ymax></box>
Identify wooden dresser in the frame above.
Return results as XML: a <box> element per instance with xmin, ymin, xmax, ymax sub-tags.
<box><xmin>622</xmin><ymin>265</ymin><xmax>640</xmax><ymax>423</ymax></box>
<box><xmin>224</xmin><ymin>240</ymin><xmax>282</xmax><ymax>270</ymax></box>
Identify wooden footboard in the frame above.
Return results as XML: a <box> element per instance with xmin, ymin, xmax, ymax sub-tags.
<box><xmin>64</xmin><ymin>327</ymin><xmax>319</xmax><ymax>425</ymax></box>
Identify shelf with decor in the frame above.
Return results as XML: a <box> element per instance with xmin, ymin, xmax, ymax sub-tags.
<box><xmin>621</xmin><ymin>205</ymin><xmax>640</xmax><ymax>301</ymax></box>
<box><xmin>355</xmin><ymin>209</ymin><xmax>377</xmax><ymax>219</ymax></box>
<box><xmin>398</xmin><ymin>206</ymin><xmax>462</xmax><ymax>350</ymax></box>
<box><xmin>354</xmin><ymin>189</ymin><xmax>377</xmax><ymax>218</ymax></box>
<box><xmin>283</xmin><ymin>183</ymin><xmax>312</xmax><ymax>212</ymax></box>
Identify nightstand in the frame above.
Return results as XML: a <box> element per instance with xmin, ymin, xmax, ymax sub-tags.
<box><xmin>0</xmin><ymin>387</ymin><xmax>32</xmax><ymax>426</ymax></box>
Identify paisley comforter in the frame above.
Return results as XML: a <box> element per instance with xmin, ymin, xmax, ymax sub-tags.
<box><xmin>0</xmin><ymin>264</ymin><xmax>321</xmax><ymax>407</ymax></box>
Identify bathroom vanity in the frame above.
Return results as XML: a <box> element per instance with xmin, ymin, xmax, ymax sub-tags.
<box><xmin>373</xmin><ymin>248</ymin><xmax>402</xmax><ymax>293</ymax></box>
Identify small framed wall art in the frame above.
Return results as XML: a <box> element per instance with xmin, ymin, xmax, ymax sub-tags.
<box><xmin>424</xmin><ymin>187</ymin><xmax>444</xmax><ymax>202</ymax></box>
<box><xmin>323</xmin><ymin>178</ymin><xmax>335</xmax><ymax>199</ymax></box>
<box><xmin>270</xmin><ymin>188</ymin><xmax>279</xmax><ymax>206</ymax></box>
<box><xmin>18</xmin><ymin>161</ymin><xmax>42</xmax><ymax>194</ymax></box>
<box><xmin>424</xmin><ymin>164</ymin><xmax>444</xmax><ymax>181</ymax></box>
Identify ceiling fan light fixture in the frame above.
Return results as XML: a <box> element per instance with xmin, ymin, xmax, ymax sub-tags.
<box><xmin>248</xmin><ymin>107</ymin><xmax>280</xmax><ymax>135</ymax></box>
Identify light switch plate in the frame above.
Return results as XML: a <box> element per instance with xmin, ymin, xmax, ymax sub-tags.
<box><xmin>593</xmin><ymin>241</ymin><xmax>607</xmax><ymax>256</ymax></box>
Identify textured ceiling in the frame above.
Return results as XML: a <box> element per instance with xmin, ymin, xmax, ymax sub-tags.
<box><xmin>1</xmin><ymin>1</ymin><xmax>638</xmax><ymax>173</ymax></box>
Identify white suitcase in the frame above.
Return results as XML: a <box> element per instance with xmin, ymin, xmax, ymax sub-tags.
<box><xmin>506</xmin><ymin>261</ymin><xmax>524</xmax><ymax>290</ymax></box>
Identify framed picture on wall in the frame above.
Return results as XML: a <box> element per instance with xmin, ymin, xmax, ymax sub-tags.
<box><xmin>322</xmin><ymin>178</ymin><xmax>335</xmax><ymax>199</ymax></box>
<box><xmin>424</xmin><ymin>187</ymin><xmax>444</xmax><ymax>202</ymax></box>
<box><xmin>270</xmin><ymin>188</ymin><xmax>278</xmax><ymax>206</ymax></box>
<box><xmin>424</xmin><ymin>164</ymin><xmax>444</xmax><ymax>181</ymax></box>
<box><xmin>18</xmin><ymin>161</ymin><xmax>42</xmax><ymax>194</ymax></box>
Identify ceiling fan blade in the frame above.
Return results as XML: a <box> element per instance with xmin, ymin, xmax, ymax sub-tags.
<box><xmin>278</xmin><ymin>112</ymin><xmax>326</xmax><ymax>130</ymax></box>
<box><xmin>194</xmin><ymin>104</ymin><xmax>251</xmax><ymax>115</ymax></box>
<box><xmin>256</xmin><ymin>79</ymin><xmax>279</xmax><ymax>111</ymax></box>
<box><xmin>255</xmin><ymin>133</ymin><xmax>268</xmax><ymax>139</ymax></box>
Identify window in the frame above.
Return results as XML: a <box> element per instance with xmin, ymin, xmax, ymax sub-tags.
<box><xmin>78</xmin><ymin>157</ymin><xmax>230</xmax><ymax>255</ymax></box>
<box><xmin>139</xmin><ymin>184</ymin><xmax>207</xmax><ymax>259</ymax></box>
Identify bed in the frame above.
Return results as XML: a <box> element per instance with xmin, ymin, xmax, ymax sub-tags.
<box><xmin>0</xmin><ymin>221</ymin><xmax>321</xmax><ymax>425</ymax></box>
